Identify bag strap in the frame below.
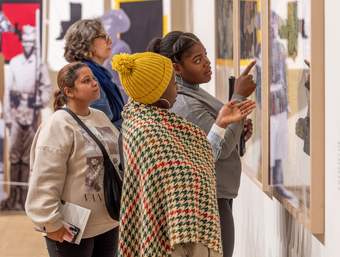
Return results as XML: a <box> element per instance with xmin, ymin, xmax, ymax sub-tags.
<box><xmin>61</xmin><ymin>108</ymin><xmax>112</xmax><ymax>161</ymax></box>
<box><xmin>118</xmin><ymin>133</ymin><xmax>125</xmax><ymax>171</ymax></box>
<box><xmin>62</xmin><ymin>108</ymin><xmax>123</xmax><ymax>180</ymax></box>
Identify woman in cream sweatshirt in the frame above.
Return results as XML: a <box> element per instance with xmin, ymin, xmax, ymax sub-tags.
<box><xmin>25</xmin><ymin>62</ymin><xmax>120</xmax><ymax>257</ymax></box>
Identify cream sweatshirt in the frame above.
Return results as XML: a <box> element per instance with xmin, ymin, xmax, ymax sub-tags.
<box><xmin>25</xmin><ymin>108</ymin><xmax>120</xmax><ymax>238</ymax></box>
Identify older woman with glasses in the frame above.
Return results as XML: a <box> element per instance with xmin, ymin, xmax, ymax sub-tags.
<box><xmin>63</xmin><ymin>19</ymin><xmax>123</xmax><ymax>256</ymax></box>
<box><xmin>64</xmin><ymin>19</ymin><xmax>125</xmax><ymax>129</ymax></box>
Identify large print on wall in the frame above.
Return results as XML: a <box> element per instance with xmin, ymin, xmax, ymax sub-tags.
<box><xmin>0</xmin><ymin>0</ymin><xmax>42</xmax><ymax>62</ymax></box>
<box><xmin>269</xmin><ymin>0</ymin><xmax>311</xmax><ymax>216</ymax></box>
<box><xmin>0</xmin><ymin>0</ymin><xmax>53</xmax><ymax>211</ymax></box>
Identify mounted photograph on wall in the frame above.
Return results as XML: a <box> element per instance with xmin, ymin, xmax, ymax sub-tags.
<box><xmin>116</xmin><ymin>0</ymin><xmax>163</xmax><ymax>53</ymax></box>
<box><xmin>47</xmin><ymin>0</ymin><xmax>105</xmax><ymax>71</ymax></box>
<box><xmin>239</xmin><ymin>0</ymin><xmax>263</xmax><ymax>185</ymax></box>
<box><xmin>0</xmin><ymin>0</ymin><xmax>42</xmax><ymax>63</ymax></box>
<box><xmin>270</xmin><ymin>0</ymin><xmax>311</xmax><ymax>214</ymax></box>
<box><xmin>215</xmin><ymin>0</ymin><xmax>234</xmax><ymax>102</ymax></box>
<box><xmin>269</xmin><ymin>0</ymin><xmax>324</xmax><ymax>235</ymax></box>
<box><xmin>0</xmin><ymin>0</ymin><xmax>53</xmax><ymax>212</ymax></box>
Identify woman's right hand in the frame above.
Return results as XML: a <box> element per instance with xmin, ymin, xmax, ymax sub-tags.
<box><xmin>47</xmin><ymin>226</ymin><xmax>73</xmax><ymax>243</ymax></box>
<box><xmin>216</xmin><ymin>99</ymin><xmax>256</xmax><ymax>128</ymax></box>
<box><xmin>234</xmin><ymin>60</ymin><xmax>257</xmax><ymax>97</ymax></box>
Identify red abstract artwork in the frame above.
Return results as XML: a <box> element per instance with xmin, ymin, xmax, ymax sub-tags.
<box><xmin>1</xmin><ymin>2</ymin><xmax>40</xmax><ymax>62</ymax></box>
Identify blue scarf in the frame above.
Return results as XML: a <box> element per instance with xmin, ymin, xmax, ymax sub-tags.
<box><xmin>84</xmin><ymin>60</ymin><xmax>124</xmax><ymax>128</ymax></box>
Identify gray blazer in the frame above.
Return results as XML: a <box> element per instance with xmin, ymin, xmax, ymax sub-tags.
<box><xmin>171</xmin><ymin>83</ymin><xmax>245</xmax><ymax>199</ymax></box>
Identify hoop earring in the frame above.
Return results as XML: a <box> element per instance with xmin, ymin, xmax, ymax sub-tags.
<box><xmin>175</xmin><ymin>74</ymin><xmax>184</xmax><ymax>85</ymax></box>
<box><xmin>159</xmin><ymin>98</ymin><xmax>171</xmax><ymax>109</ymax></box>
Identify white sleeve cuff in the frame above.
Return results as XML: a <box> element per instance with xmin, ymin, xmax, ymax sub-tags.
<box><xmin>211</xmin><ymin>123</ymin><xmax>226</xmax><ymax>138</ymax></box>
<box><xmin>232</xmin><ymin>93</ymin><xmax>247</xmax><ymax>101</ymax></box>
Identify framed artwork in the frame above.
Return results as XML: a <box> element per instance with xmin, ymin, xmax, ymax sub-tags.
<box><xmin>268</xmin><ymin>0</ymin><xmax>324</xmax><ymax>235</ymax></box>
<box><xmin>217</xmin><ymin>0</ymin><xmax>270</xmax><ymax>191</ymax></box>
<box><xmin>0</xmin><ymin>0</ymin><xmax>42</xmax><ymax>63</ymax></box>
<box><xmin>240</xmin><ymin>0</ymin><xmax>258</xmax><ymax>60</ymax></box>
<box><xmin>115</xmin><ymin>0</ymin><xmax>163</xmax><ymax>53</ymax></box>
<box><xmin>215</xmin><ymin>0</ymin><xmax>234</xmax><ymax>102</ymax></box>
<box><xmin>239</xmin><ymin>0</ymin><xmax>264</xmax><ymax>187</ymax></box>
<box><xmin>216</xmin><ymin>0</ymin><xmax>324</xmax><ymax>236</ymax></box>
<box><xmin>47</xmin><ymin>0</ymin><xmax>105</xmax><ymax>71</ymax></box>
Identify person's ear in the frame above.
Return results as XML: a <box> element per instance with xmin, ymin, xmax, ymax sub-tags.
<box><xmin>64</xmin><ymin>87</ymin><xmax>74</xmax><ymax>99</ymax></box>
<box><xmin>173</xmin><ymin>63</ymin><xmax>182</xmax><ymax>76</ymax></box>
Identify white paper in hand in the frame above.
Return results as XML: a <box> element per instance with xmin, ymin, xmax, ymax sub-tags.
<box><xmin>60</xmin><ymin>202</ymin><xmax>91</xmax><ymax>244</ymax></box>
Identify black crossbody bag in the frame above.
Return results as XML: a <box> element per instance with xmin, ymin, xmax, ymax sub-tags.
<box><xmin>62</xmin><ymin>108</ymin><xmax>123</xmax><ymax>221</ymax></box>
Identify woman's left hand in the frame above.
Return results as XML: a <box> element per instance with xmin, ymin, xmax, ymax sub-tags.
<box><xmin>216</xmin><ymin>99</ymin><xmax>256</xmax><ymax>128</ymax></box>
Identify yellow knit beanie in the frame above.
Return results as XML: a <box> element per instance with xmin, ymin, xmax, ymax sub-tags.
<box><xmin>112</xmin><ymin>52</ymin><xmax>173</xmax><ymax>104</ymax></box>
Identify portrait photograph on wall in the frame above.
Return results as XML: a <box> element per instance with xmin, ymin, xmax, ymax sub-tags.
<box><xmin>47</xmin><ymin>0</ymin><xmax>105</xmax><ymax>71</ymax></box>
<box><xmin>269</xmin><ymin>0</ymin><xmax>312</xmax><ymax>217</ymax></box>
<box><xmin>0</xmin><ymin>0</ymin><xmax>42</xmax><ymax>62</ymax></box>
<box><xmin>215</xmin><ymin>0</ymin><xmax>234</xmax><ymax>102</ymax></box>
<box><xmin>0</xmin><ymin>0</ymin><xmax>53</xmax><ymax>212</ymax></box>
<box><xmin>239</xmin><ymin>0</ymin><xmax>263</xmax><ymax>184</ymax></box>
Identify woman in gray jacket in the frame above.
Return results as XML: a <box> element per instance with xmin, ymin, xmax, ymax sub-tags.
<box><xmin>147</xmin><ymin>31</ymin><xmax>256</xmax><ymax>257</ymax></box>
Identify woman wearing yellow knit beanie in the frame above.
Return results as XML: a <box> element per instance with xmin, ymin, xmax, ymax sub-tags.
<box><xmin>112</xmin><ymin>52</ymin><xmax>175</xmax><ymax>106</ymax></box>
<box><xmin>112</xmin><ymin>52</ymin><xmax>255</xmax><ymax>257</ymax></box>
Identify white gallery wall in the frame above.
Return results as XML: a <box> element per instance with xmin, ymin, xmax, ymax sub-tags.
<box><xmin>189</xmin><ymin>0</ymin><xmax>339</xmax><ymax>256</ymax></box>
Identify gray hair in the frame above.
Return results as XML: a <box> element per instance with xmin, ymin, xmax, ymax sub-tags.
<box><xmin>64</xmin><ymin>19</ymin><xmax>105</xmax><ymax>62</ymax></box>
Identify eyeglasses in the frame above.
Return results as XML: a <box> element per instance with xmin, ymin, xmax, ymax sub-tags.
<box><xmin>96</xmin><ymin>33</ymin><xmax>112</xmax><ymax>43</ymax></box>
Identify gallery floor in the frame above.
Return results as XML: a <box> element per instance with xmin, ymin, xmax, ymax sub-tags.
<box><xmin>0</xmin><ymin>212</ymin><xmax>47</xmax><ymax>257</ymax></box>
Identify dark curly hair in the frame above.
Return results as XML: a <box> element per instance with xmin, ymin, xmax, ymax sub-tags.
<box><xmin>64</xmin><ymin>19</ymin><xmax>106</xmax><ymax>62</ymax></box>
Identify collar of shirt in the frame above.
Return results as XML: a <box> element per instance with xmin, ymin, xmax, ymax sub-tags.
<box><xmin>175</xmin><ymin>75</ymin><xmax>199</xmax><ymax>90</ymax></box>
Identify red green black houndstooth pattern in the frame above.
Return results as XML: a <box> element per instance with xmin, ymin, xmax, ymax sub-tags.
<box><xmin>119</xmin><ymin>101</ymin><xmax>222</xmax><ymax>257</ymax></box>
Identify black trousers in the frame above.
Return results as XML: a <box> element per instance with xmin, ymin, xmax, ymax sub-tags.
<box><xmin>45</xmin><ymin>227</ymin><xmax>118</xmax><ymax>257</ymax></box>
<box><xmin>217</xmin><ymin>198</ymin><xmax>234</xmax><ymax>257</ymax></box>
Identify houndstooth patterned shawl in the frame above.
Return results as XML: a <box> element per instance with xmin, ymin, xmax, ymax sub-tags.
<box><xmin>119</xmin><ymin>101</ymin><xmax>222</xmax><ymax>257</ymax></box>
